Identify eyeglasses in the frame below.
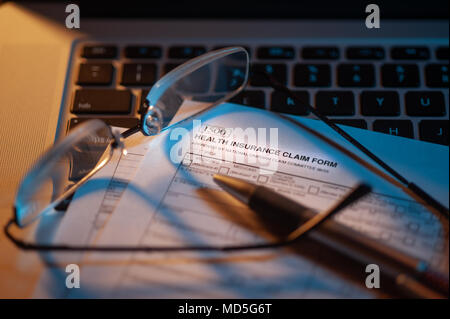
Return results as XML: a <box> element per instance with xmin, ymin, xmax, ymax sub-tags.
<box><xmin>4</xmin><ymin>46</ymin><xmax>369</xmax><ymax>252</ymax></box>
<box><xmin>4</xmin><ymin>46</ymin><xmax>447</xmax><ymax>253</ymax></box>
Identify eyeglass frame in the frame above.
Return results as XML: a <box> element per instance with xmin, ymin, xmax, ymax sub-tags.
<box><xmin>5</xmin><ymin>45</ymin><xmax>447</xmax><ymax>253</ymax></box>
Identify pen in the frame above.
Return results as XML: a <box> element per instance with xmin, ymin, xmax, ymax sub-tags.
<box><xmin>213</xmin><ymin>174</ymin><xmax>448</xmax><ymax>298</ymax></box>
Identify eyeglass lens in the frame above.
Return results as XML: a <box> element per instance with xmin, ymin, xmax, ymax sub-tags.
<box><xmin>142</xmin><ymin>49</ymin><xmax>249</xmax><ymax>135</ymax></box>
<box><xmin>15</xmin><ymin>121</ymin><xmax>114</xmax><ymax>227</ymax></box>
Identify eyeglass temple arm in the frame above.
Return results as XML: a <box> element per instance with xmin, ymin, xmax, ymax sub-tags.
<box><xmin>4</xmin><ymin>183</ymin><xmax>369</xmax><ymax>253</ymax></box>
<box><xmin>120</xmin><ymin>125</ymin><xmax>141</xmax><ymax>139</ymax></box>
<box><xmin>258</xmin><ymin>71</ymin><xmax>449</xmax><ymax>219</ymax></box>
<box><xmin>118</xmin><ymin>99</ymin><xmax>150</xmax><ymax>139</ymax></box>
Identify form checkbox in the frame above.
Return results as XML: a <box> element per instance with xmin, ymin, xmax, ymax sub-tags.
<box><xmin>395</xmin><ymin>205</ymin><xmax>406</xmax><ymax>213</ymax></box>
<box><xmin>403</xmin><ymin>237</ymin><xmax>415</xmax><ymax>246</ymax></box>
<box><xmin>182</xmin><ymin>156</ymin><xmax>192</xmax><ymax>166</ymax></box>
<box><xmin>257</xmin><ymin>175</ymin><xmax>269</xmax><ymax>184</ymax></box>
<box><xmin>308</xmin><ymin>185</ymin><xmax>319</xmax><ymax>195</ymax></box>
<box><xmin>218</xmin><ymin>167</ymin><xmax>229</xmax><ymax>175</ymax></box>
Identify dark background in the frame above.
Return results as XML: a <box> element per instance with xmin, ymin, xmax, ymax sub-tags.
<box><xmin>4</xmin><ymin>0</ymin><xmax>449</xmax><ymax>19</ymax></box>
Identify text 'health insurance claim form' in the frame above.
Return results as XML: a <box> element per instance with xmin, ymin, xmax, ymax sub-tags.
<box><xmin>36</xmin><ymin>103</ymin><xmax>449</xmax><ymax>298</ymax></box>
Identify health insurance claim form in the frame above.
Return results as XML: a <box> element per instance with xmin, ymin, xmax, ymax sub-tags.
<box><xmin>38</xmin><ymin>103</ymin><xmax>449</xmax><ymax>298</ymax></box>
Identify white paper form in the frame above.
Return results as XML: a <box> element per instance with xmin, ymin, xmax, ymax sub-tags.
<box><xmin>33</xmin><ymin>130</ymin><xmax>150</xmax><ymax>298</ymax></box>
<box><xmin>42</xmin><ymin>103</ymin><xmax>449</xmax><ymax>298</ymax></box>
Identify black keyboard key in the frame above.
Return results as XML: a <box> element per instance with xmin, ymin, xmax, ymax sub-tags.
<box><xmin>82</xmin><ymin>45</ymin><xmax>117</xmax><ymax>59</ymax></box>
<box><xmin>257</xmin><ymin>46</ymin><xmax>295</xmax><ymax>60</ymax></box>
<box><xmin>381</xmin><ymin>64</ymin><xmax>420</xmax><ymax>87</ymax></box>
<box><xmin>346</xmin><ymin>47</ymin><xmax>385</xmax><ymax>60</ymax></box>
<box><xmin>436</xmin><ymin>46</ymin><xmax>449</xmax><ymax>60</ymax></box>
<box><xmin>163</xmin><ymin>63</ymin><xmax>181</xmax><ymax>75</ymax></box>
<box><xmin>419</xmin><ymin>120</ymin><xmax>449</xmax><ymax>145</ymax></box>
<box><xmin>294</xmin><ymin>64</ymin><xmax>331</xmax><ymax>87</ymax></box>
<box><xmin>360</xmin><ymin>91</ymin><xmax>400</xmax><ymax>116</ymax></box>
<box><xmin>68</xmin><ymin>117</ymin><xmax>139</xmax><ymax>131</ymax></box>
<box><xmin>124</xmin><ymin>46</ymin><xmax>162</xmax><ymax>59</ymax></box>
<box><xmin>315</xmin><ymin>91</ymin><xmax>355</xmax><ymax>115</ymax></box>
<box><xmin>337</xmin><ymin>64</ymin><xmax>375</xmax><ymax>87</ymax></box>
<box><xmin>270</xmin><ymin>91</ymin><xmax>309</xmax><ymax>115</ymax></box>
<box><xmin>425</xmin><ymin>64</ymin><xmax>449</xmax><ymax>88</ymax></box>
<box><xmin>168</xmin><ymin>46</ymin><xmax>206</xmax><ymax>59</ymax></box>
<box><xmin>121</xmin><ymin>63</ymin><xmax>156</xmax><ymax>86</ymax></box>
<box><xmin>250</xmin><ymin>63</ymin><xmax>287</xmax><ymax>86</ymax></box>
<box><xmin>174</xmin><ymin>66</ymin><xmax>210</xmax><ymax>94</ymax></box>
<box><xmin>230</xmin><ymin>90</ymin><xmax>265</xmax><ymax>108</ymax></box>
<box><xmin>72</xmin><ymin>89</ymin><xmax>132</xmax><ymax>114</ymax></box>
<box><xmin>405</xmin><ymin>91</ymin><xmax>446</xmax><ymax>116</ymax></box>
<box><xmin>77</xmin><ymin>63</ymin><xmax>113</xmax><ymax>85</ymax></box>
<box><xmin>140</xmin><ymin>89</ymin><xmax>152</xmax><ymax>114</ymax></box>
<box><xmin>302</xmin><ymin>47</ymin><xmax>339</xmax><ymax>60</ymax></box>
<box><xmin>214</xmin><ymin>65</ymin><xmax>247</xmax><ymax>92</ymax></box>
<box><xmin>332</xmin><ymin>119</ymin><xmax>367</xmax><ymax>129</ymax></box>
<box><xmin>373</xmin><ymin>120</ymin><xmax>413</xmax><ymax>138</ymax></box>
<box><xmin>391</xmin><ymin>46</ymin><xmax>430</xmax><ymax>60</ymax></box>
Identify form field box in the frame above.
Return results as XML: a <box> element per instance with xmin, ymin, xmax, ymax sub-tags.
<box><xmin>218</xmin><ymin>166</ymin><xmax>230</xmax><ymax>175</ymax></box>
<box><xmin>182</xmin><ymin>155</ymin><xmax>192</xmax><ymax>166</ymax></box>
<box><xmin>257</xmin><ymin>175</ymin><xmax>269</xmax><ymax>184</ymax></box>
<box><xmin>308</xmin><ymin>185</ymin><xmax>320</xmax><ymax>195</ymax></box>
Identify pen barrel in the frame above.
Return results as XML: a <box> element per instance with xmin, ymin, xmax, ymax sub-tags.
<box><xmin>418</xmin><ymin>269</ymin><xmax>449</xmax><ymax>295</ymax></box>
<box><xmin>249</xmin><ymin>186</ymin><xmax>312</xmax><ymax>237</ymax></box>
<box><xmin>249</xmin><ymin>186</ymin><xmax>448</xmax><ymax>296</ymax></box>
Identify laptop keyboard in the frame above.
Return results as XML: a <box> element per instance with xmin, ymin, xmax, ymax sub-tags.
<box><xmin>67</xmin><ymin>43</ymin><xmax>449</xmax><ymax>146</ymax></box>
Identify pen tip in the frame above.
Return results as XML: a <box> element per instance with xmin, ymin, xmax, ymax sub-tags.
<box><xmin>212</xmin><ymin>174</ymin><xmax>234</xmax><ymax>190</ymax></box>
<box><xmin>212</xmin><ymin>174</ymin><xmax>255</xmax><ymax>204</ymax></box>
<box><xmin>212</xmin><ymin>174</ymin><xmax>227</xmax><ymax>183</ymax></box>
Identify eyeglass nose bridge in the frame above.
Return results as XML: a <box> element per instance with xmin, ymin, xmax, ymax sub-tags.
<box><xmin>111</xmin><ymin>129</ymin><xmax>126</xmax><ymax>155</ymax></box>
<box><xmin>141</xmin><ymin>101</ymin><xmax>164</xmax><ymax>136</ymax></box>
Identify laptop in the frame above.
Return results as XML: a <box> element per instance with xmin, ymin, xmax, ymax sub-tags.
<box><xmin>0</xmin><ymin>0</ymin><xmax>448</xmax><ymax>296</ymax></box>
<box><xmin>69</xmin><ymin>1</ymin><xmax>449</xmax><ymax>141</ymax></box>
